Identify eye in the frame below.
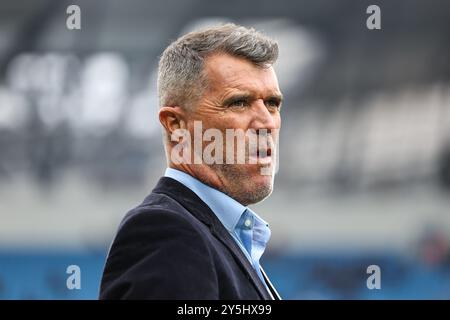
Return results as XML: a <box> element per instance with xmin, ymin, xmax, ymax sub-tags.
<box><xmin>265</xmin><ymin>99</ymin><xmax>281</xmax><ymax>110</ymax></box>
<box><xmin>229</xmin><ymin>99</ymin><xmax>248</xmax><ymax>108</ymax></box>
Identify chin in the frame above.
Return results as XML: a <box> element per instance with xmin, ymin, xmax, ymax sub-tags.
<box><xmin>241</xmin><ymin>173</ymin><xmax>274</xmax><ymax>205</ymax></box>
<box><xmin>216</xmin><ymin>163</ymin><xmax>275</xmax><ymax>204</ymax></box>
<box><xmin>252</xmin><ymin>171</ymin><xmax>273</xmax><ymax>185</ymax></box>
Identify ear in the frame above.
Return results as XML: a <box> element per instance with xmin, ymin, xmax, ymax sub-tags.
<box><xmin>159</xmin><ymin>106</ymin><xmax>186</xmax><ymax>137</ymax></box>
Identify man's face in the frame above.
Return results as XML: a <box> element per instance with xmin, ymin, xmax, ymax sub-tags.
<box><xmin>186</xmin><ymin>53</ymin><xmax>282</xmax><ymax>205</ymax></box>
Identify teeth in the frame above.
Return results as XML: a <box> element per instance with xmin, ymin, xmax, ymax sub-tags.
<box><xmin>252</xmin><ymin>147</ymin><xmax>272</xmax><ymax>158</ymax></box>
<box><xmin>256</xmin><ymin>150</ymin><xmax>270</xmax><ymax>157</ymax></box>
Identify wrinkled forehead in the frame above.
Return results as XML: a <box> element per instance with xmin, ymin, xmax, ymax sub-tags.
<box><xmin>203</xmin><ymin>53</ymin><xmax>281</xmax><ymax>96</ymax></box>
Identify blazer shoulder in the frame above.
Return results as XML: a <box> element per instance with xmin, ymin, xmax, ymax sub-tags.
<box><xmin>100</xmin><ymin>192</ymin><xmax>219</xmax><ymax>299</ymax></box>
<box><xmin>117</xmin><ymin>191</ymin><xmax>206</xmax><ymax>235</ymax></box>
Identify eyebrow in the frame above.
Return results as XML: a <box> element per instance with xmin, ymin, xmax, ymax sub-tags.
<box><xmin>222</xmin><ymin>92</ymin><xmax>283</xmax><ymax>106</ymax></box>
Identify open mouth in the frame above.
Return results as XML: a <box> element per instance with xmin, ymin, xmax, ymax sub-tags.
<box><xmin>251</xmin><ymin>146</ymin><xmax>273</xmax><ymax>166</ymax></box>
<box><xmin>256</xmin><ymin>147</ymin><xmax>272</xmax><ymax>158</ymax></box>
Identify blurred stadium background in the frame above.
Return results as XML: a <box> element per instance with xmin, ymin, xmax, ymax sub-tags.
<box><xmin>1</xmin><ymin>0</ymin><xmax>450</xmax><ymax>299</ymax></box>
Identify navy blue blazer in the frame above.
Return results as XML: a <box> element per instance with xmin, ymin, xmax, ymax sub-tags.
<box><xmin>99</xmin><ymin>176</ymin><xmax>280</xmax><ymax>300</ymax></box>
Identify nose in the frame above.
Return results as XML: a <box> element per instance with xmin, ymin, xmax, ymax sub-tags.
<box><xmin>251</xmin><ymin>99</ymin><xmax>279</xmax><ymax>135</ymax></box>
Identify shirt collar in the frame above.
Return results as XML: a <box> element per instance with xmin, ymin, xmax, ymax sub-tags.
<box><xmin>164</xmin><ymin>168</ymin><xmax>246</xmax><ymax>232</ymax></box>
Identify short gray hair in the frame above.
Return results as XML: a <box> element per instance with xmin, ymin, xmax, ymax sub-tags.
<box><xmin>157</xmin><ymin>23</ymin><xmax>279</xmax><ymax>109</ymax></box>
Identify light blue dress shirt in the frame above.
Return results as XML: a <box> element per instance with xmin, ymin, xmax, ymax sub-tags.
<box><xmin>164</xmin><ymin>168</ymin><xmax>272</xmax><ymax>294</ymax></box>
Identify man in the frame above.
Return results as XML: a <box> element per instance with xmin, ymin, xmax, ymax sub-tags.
<box><xmin>99</xmin><ymin>23</ymin><xmax>283</xmax><ymax>299</ymax></box>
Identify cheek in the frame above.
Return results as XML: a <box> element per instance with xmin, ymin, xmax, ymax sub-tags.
<box><xmin>274</xmin><ymin>113</ymin><xmax>282</xmax><ymax>126</ymax></box>
<box><xmin>209</xmin><ymin>116</ymin><xmax>250</xmax><ymax>131</ymax></box>
<box><xmin>225</xmin><ymin>113</ymin><xmax>254</xmax><ymax>129</ymax></box>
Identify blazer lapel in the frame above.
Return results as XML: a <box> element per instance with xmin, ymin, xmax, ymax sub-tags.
<box><xmin>153</xmin><ymin>177</ymin><xmax>273</xmax><ymax>300</ymax></box>
<box><xmin>208</xmin><ymin>216</ymin><xmax>273</xmax><ymax>300</ymax></box>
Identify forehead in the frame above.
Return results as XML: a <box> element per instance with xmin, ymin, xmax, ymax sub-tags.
<box><xmin>203</xmin><ymin>53</ymin><xmax>280</xmax><ymax>95</ymax></box>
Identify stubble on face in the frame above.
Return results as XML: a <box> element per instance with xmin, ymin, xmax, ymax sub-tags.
<box><xmin>181</xmin><ymin>53</ymin><xmax>282</xmax><ymax>205</ymax></box>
